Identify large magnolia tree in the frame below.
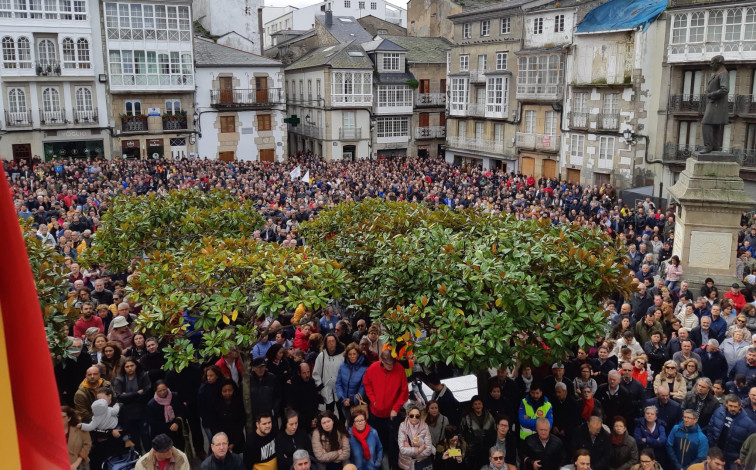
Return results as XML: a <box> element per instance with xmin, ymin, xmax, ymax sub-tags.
<box><xmin>299</xmin><ymin>199</ymin><xmax>633</xmax><ymax>371</ymax></box>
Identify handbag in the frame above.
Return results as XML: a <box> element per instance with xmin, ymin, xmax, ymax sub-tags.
<box><xmin>353</xmin><ymin>393</ymin><xmax>369</xmax><ymax>418</ymax></box>
<box><xmin>414</xmin><ymin>456</ymin><xmax>434</xmax><ymax>470</ymax></box>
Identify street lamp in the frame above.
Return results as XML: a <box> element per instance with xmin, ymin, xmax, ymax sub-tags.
<box><xmin>622</xmin><ymin>129</ymin><xmax>637</xmax><ymax>145</ymax></box>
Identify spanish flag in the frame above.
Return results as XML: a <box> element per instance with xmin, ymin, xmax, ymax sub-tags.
<box><xmin>0</xmin><ymin>165</ymin><xmax>69</xmax><ymax>469</ymax></box>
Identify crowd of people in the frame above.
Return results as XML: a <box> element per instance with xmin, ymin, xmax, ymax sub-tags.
<box><xmin>7</xmin><ymin>153</ymin><xmax>756</xmax><ymax>470</ymax></box>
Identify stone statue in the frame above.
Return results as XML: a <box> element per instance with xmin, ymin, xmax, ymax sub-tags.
<box><xmin>700</xmin><ymin>55</ymin><xmax>729</xmax><ymax>154</ymax></box>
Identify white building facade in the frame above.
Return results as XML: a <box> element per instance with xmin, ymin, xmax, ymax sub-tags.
<box><xmin>193</xmin><ymin>0</ymin><xmax>263</xmax><ymax>54</ymax></box>
<box><xmin>0</xmin><ymin>0</ymin><xmax>110</xmax><ymax>162</ymax></box>
<box><xmin>194</xmin><ymin>38</ymin><xmax>287</xmax><ymax>161</ymax></box>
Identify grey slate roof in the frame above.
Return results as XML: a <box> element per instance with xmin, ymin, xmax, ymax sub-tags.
<box><xmin>194</xmin><ymin>38</ymin><xmax>282</xmax><ymax>67</ymax></box>
<box><xmin>285</xmin><ymin>42</ymin><xmax>374</xmax><ymax>71</ymax></box>
<box><xmin>362</xmin><ymin>37</ymin><xmax>406</xmax><ymax>53</ymax></box>
<box><xmin>382</xmin><ymin>35</ymin><xmax>452</xmax><ymax>63</ymax></box>
<box><xmin>448</xmin><ymin>0</ymin><xmax>530</xmax><ymax>19</ymax></box>
<box><xmin>316</xmin><ymin>15</ymin><xmax>374</xmax><ymax>44</ymax></box>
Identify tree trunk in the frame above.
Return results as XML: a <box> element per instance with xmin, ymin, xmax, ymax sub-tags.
<box><xmin>241</xmin><ymin>350</ymin><xmax>254</xmax><ymax>435</ymax></box>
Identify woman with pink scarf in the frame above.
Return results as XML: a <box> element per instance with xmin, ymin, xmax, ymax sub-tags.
<box><xmin>146</xmin><ymin>380</ymin><xmax>185</xmax><ymax>451</ymax></box>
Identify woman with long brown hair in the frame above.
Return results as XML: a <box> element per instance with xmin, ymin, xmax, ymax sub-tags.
<box><xmin>62</xmin><ymin>406</ymin><xmax>91</xmax><ymax>469</ymax></box>
<box><xmin>311</xmin><ymin>409</ymin><xmax>350</xmax><ymax>470</ymax></box>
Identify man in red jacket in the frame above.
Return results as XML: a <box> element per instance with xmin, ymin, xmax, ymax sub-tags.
<box><xmin>363</xmin><ymin>349</ymin><xmax>408</xmax><ymax>470</ymax></box>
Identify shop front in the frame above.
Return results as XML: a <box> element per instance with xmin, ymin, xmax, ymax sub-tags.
<box><xmin>147</xmin><ymin>138</ymin><xmax>164</xmax><ymax>159</ymax></box>
<box><xmin>43</xmin><ymin>139</ymin><xmax>104</xmax><ymax>161</ymax></box>
<box><xmin>121</xmin><ymin>139</ymin><xmax>141</xmax><ymax>159</ymax></box>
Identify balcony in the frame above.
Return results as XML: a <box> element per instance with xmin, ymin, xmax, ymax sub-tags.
<box><xmin>339</xmin><ymin>128</ymin><xmax>362</xmax><ymax>140</ymax></box>
<box><xmin>4</xmin><ymin>110</ymin><xmax>32</xmax><ymax>127</ymax></box>
<box><xmin>449</xmin><ymin>102</ymin><xmax>467</xmax><ymax>117</ymax></box>
<box><xmin>110</xmin><ymin>74</ymin><xmax>194</xmax><ymax>92</ymax></box>
<box><xmin>332</xmin><ymin>94</ymin><xmax>372</xmax><ymax>107</ymax></box>
<box><xmin>162</xmin><ymin>116</ymin><xmax>188</xmax><ymax>131</ymax></box>
<box><xmin>74</xmin><ymin>110</ymin><xmax>98</xmax><ymax>125</ymax></box>
<box><xmin>468</xmin><ymin>103</ymin><xmax>486</xmax><ymax>117</ymax></box>
<box><xmin>517</xmin><ymin>133</ymin><xmax>560</xmax><ymax>152</ymax></box>
<box><xmin>39</xmin><ymin>109</ymin><xmax>65</xmax><ymax>126</ymax></box>
<box><xmin>416</xmin><ymin>93</ymin><xmax>446</xmax><ymax>107</ymax></box>
<box><xmin>485</xmin><ymin>103</ymin><xmax>508</xmax><ymax>119</ymax></box>
<box><xmin>597</xmin><ymin>113</ymin><xmax>619</xmax><ymax>131</ymax></box>
<box><xmin>469</xmin><ymin>70</ymin><xmax>486</xmax><ymax>83</ymax></box>
<box><xmin>35</xmin><ymin>61</ymin><xmax>62</xmax><ymax>77</ymax></box>
<box><xmin>737</xmin><ymin>95</ymin><xmax>756</xmax><ymax>116</ymax></box>
<box><xmin>446</xmin><ymin>136</ymin><xmax>506</xmax><ymax>155</ymax></box>
<box><xmin>569</xmin><ymin>112</ymin><xmax>589</xmax><ymax>129</ymax></box>
<box><xmin>667</xmin><ymin>40</ymin><xmax>756</xmax><ymax>64</ymax></box>
<box><xmin>669</xmin><ymin>94</ymin><xmax>736</xmax><ymax>115</ymax></box>
<box><xmin>210</xmin><ymin>88</ymin><xmax>284</xmax><ymax>109</ymax></box>
<box><xmin>375</xmin><ymin>102</ymin><xmax>413</xmax><ymax>115</ymax></box>
<box><xmin>516</xmin><ymin>84</ymin><xmax>563</xmax><ymax>101</ymax></box>
<box><xmin>121</xmin><ymin>115</ymin><xmax>148</xmax><ymax>132</ymax></box>
<box><xmin>415</xmin><ymin>126</ymin><xmax>445</xmax><ymax>140</ymax></box>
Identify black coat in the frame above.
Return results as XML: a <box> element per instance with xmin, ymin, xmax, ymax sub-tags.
<box><xmin>700</xmin><ymin>350</ymin><xmax>728</xmax><ymax>383</ymax></box>
<box><xmin>595</xmin><ymin>384</ymin><xmax>635</xmax><ymax>427</ymax></box>
<box><xmin>552</xmin><ymin>396</ymin><xmax>582</xmax><ymax>440</ymax></box>
<box><xmin>286</xmin><ymin>377</ymin><xmax>320</xmax><ymax>430</ymax></box>
<box><xmin>146</xmin><ymin>391</ymin><xmax>185</xmax><ymax>449</ymax></box>
<box><xmin>680</xmin><ymin>391</ymin><xmax>721</xmax><ymax>428</ymax></box>
<box><xmin>522</xmin><ymin>434</ymin><xmax>565</xmax><ymax>470</ymax></box>
<box><xmin>113</xmin><ymin>372</ymin><xmax>152</xmax><ymax>421</ymax></box>
<box><xmin>197</xmin><ymin>381</ymin><xmax>223</xmax><ymax>432</ymax></box>
<box><xmin>249</xmin><ymin>371</ymin><xmax>282</xmax><ymax>419</ymax></box>
<box><xmin>619</xmin><ymin>378</ymin><xmax>647</xmax><ymax>421</ymax></box>
<box><xmin>217</xmin><ymin>395</ymin><xmax>247</xmax><ymax>452</ymax></box>
<box><xmin>645</xmin><ymin>397</ymin><xmax>682</xmax><ymax>429</ymax></box>
<box><xmin>54</xmin><ymin>352</ymin><xmax>92</xmax><ymax>406</ymax></box>
<box><xmin>200</xmin><ymin>452</ymin><xmax>245</xmax><ymax>470</ymax></box>
<box><xmin>543</xmin><ymin>376</ymin><xmax>575</xmax><ymax>402</ymax></box>
<box><xmin>275</xmin><ymin>428</ymin><xmax>313</xmax><ymax>470</ymax></box>
<box><xmin>571</xmin><ymin>423</ymin><xmax>612</xmax><ymax>470</ymax></box>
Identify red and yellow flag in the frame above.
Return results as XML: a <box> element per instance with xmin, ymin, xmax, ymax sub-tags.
<box><xmin>0</xmin><ymin>165</ymin><xmax>69</xmax><ymax>469</ymax></box>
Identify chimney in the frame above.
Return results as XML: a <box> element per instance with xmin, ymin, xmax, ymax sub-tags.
<box><xmin>325</xmin><ymin>9</ymin><xmax>333</xmax><ymax>26</ymax></box>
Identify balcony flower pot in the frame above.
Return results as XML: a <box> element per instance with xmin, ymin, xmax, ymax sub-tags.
<box><xmin>54</xmin><ymin>64</ymin><xmax>61</xmax><ymax>75</ymax></box>
<box><xmin>36</xmin><ymin>65</ymin><xmax>43</xmax><ymax>76</ymax></box>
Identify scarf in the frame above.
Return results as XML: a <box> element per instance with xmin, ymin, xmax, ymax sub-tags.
<box><xmin>611</xmin><ymin>431</ymin><xmax>625</xmax><ymax>446</ymax></box>
<box><xmin>153</xmin><ymin>390</ymin><xmax>175</xmax><ymax>423</ymax></box>
<box><xmin>581</xmin><ymin>397</ymin><xmax>594</xmax><ymax>421</ymax></box>
<box><xmin>352</xmin><ymin>424</ymin><xmax>372</xmax><ymax>460</ymax></box>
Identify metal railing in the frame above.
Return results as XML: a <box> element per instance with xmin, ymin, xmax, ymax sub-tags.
<box><xmin>210</xmin><ymin>88</ymin><xmax>284</xmax><ymax>107</ymax></box>
<box><xmin>339</xmin><ymin>128</ymin><xmax>362</xmax><ymax>140</ymax></box>
<box><xmin>597</xmin><ymin>113</ymin><xmax>619</xmax><ymax>130</ymax></box>
<box><xmin>122</xmin><ymin>116</ymin><xmax>148</xmax><ymax>132</ymax></box>
<box><xmin>39</xmin><ymin>109</ymin><xmax>65</xmax><ymax>125</ymax></box>
<box><xmin>416</xmin><ymin>93</ymin><xmax>446</xmax><ymax>107</ymax></box>
<box><xmin>737</xmin><ymin>95</ymin><xmax>756</xmax><ymax>115</ymax></box>
<box><xmin>4</xmin><ymin>110</ymin><xmax>32</xmax><ymax>127</ymax></box>
<box><xmin>446</xmin><ymin>136</ymin><xmax>506</xmax><ymax>155</ymax></box>
<box><xmin>162</xmin><ymin>118</ymin><xmax>188</xmax><ymax>130</ymax></box>
<box><xmin>517</xmin><ymin>133</ymin><xmax>560</xmax><ymax>152</ymax></box>
<box><xmin>74</xmin><ymin>110</ymin><xmax>98</xmax><ymax>124</ymax></box>
<box><xmin>35</xmin><ymin>60</ymin><xmax>61</xmax><ymax>76</ymax></box>
<box><xmin>668</xmin><ymin>94</ymin><xmax>703</xmax><ymax>113</ymax></box>
<box><xmin>415</xmin><ymin>126</ymin><xmax>445</xmax><ymax>139</ymax></box>
<box><xmin>569</xmin><ymin>112</ymin><xmax>589</xmax><ymax>129</ymax></box>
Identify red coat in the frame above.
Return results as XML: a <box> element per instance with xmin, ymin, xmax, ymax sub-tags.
<box><xmin>293</xmin><ymin>327</ymin><xmax>311</xmax><ymax>352</ymax></box>
<box><xmin>725</xmin><ymin>291</ymin><xmax>746</xmax><ymax>312</ymax></box>
<box><xmin>363</xmin><ymin>360</ymin><xmax>408</xmax><ymax>418</ymax></box>
<box><xmin>215</xmin><ymin>357</ymin><xmax>242</xmax><ymax>380</ymax></box>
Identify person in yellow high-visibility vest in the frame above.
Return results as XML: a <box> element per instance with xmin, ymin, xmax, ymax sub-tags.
<box><xmin>518</xmin><ymin>381</ymin><xmax>553</xmax><ymax>441</ymax></box>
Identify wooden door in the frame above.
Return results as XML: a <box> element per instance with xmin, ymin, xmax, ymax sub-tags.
<box><xmin>521</xmin><ymin>156</ymin><xmax>535</xmax><ymax>176</ymax></box>
<box><xmin>219</xmin><ymin>151</ymin><xmax>235</xmax><ymax>162</ymax></box>
<box><xmin>419</xmin><ymin>79</ymin><xmax>430</xmax><ymax>94</ymax></box>
<box><xmin>259</xmin><ymin>149</ymin><xmax>274</xmax><ymax>162</ymax></box>
<box><xmin>255</xmin><ymin>77</ymin><xmax>269</xmax><ymax>104</ymax></box>
<box><xmin>566</xmin><ymin>168</ymin><xmax>580</xmax><ymax>184</ymax></box>
<box><xmin>220</xmin><ymin>77</ymin><xmax>233</xmax><ymax>104</ymax></box>
<box><xmin>419</xmin><ymin>113</ymin><xmax>429</xmax><ymax>127</ymax></box>
<box><xmin>542</xmin><ymin>159</ymin><xmax>557</xmax><ymax>179</ymax></box>
<box><xmin>12</xmin><ymin>144</ymin><xmax>32</xmax><ymax>164</ymax></box>
<box><xmin>440</xmin><ymin>79</ymin><xmax>446</xmax><ymax>93</ymax></box>
<box><xmin>439</xmin><ymin>113</ymin><xmax>446</xmax><ymax>127</ymax></box>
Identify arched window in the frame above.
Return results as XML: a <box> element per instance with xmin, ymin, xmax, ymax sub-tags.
<box><xmin>76</xmin><ymin>38</ymin><xmax>89</xmax><ymax>68</ymax></box>
<box><xmin>42</xmin><ymin>87</ymin><xmax>60</xmax><ymax>112</ymax></box>
<box><xmin>8</xmin><ymin>88</ymin><xmax>26</xmax><ymax>113</ymax></box>
<box><xmin>62</xmin><ymin>37</ymin><xmax>75</xmax><ymax>68</ymax></box>
<box><xmin>17</xmin><ymin>36</ymin><xmax>30</xmax><ymax>67</ymax></box>
<box><xmin>75</xmin><ymin>87</ymin><xmax>92</xmax><ymax>111</ymax></box>
<box><xmin>37</xmin><ymin>38</ymin><xmax>56</xmax><ymax>66</ymax></box>
<box><xmin>2</xmin><ymin>36</ymin><xmax>16</xmax><ymax>68</ymax></box>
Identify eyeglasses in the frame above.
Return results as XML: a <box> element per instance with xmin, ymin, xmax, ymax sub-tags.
<box><xmin>409</xmin><ymin>414</ymin><xmax>421</xmax><ymax>419</ymax></box>
<box><xmin>665</xmin><ymin>366</ymin><xmax>677</xmax><ymax>369</ymax></box>
<box><xmin>492</xmin><ymin>456</ymin><xmax>504</xmax><ymax>461</ymax></box>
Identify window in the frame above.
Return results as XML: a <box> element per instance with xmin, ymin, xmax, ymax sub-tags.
<box><xmin>477</xmin><ymin>54</ymin><xmax>486</xmax><ymax>71</ymax></box>
<box><xmin>332</xmin><ymin>71</ymin><xmax>372</xmax><ymax>104</ymax></box>
<box><xmin>496</xmin><ymin>52</ymin><xmax>507</xmax><ymax>70</ymax></box>
<box><xmin>463</xmin><ymin>23</ymin><xmax>471</xmax><ymax>38</ymax></box>
<box><xmin>494</xmin><ymin>123</ymin><xmax>503</xmax><ymax>142</ymax></box>
<box><xmin>371</xmin><ymin>2</ymin><xmax>376</xmax><ymax>9</ymax></box>
<box><xmin>62</xmin><ymin>38</ymin><xmax>75</xmax><ymax>68</ymax></box>
<box><xmin>690</xmin><ymin>12</ymin><xmax>705</xmax><ymax>42</ymax></box>
<box><xmin>344</xmin><ymin>0</ymin><xmax>350</xmax><ymax>6</ymax></box>
<box><xmin>501</xmin><ymin>17</ymin><xmax>510</xmax><ymax>34</ymax></box>
<box><xmin>42</xmin><ymin>87</ymin><xmax>60</xmax><ymax>111</ymax></box>
<box><xmin>76</xmin><ymin>38</ymin><xmax>90</xmax><ymax>68</ymax></box>
<box><xmin>376</xmin><ymin>116</ymin><xmax>409</xmax><ymax>138</ymax></box>
<box><xmin>481</xmin><ymin>20</ymin><xmax>490</xmax><ymax>37</ymax></box>
<box><xmin>165</xmin><ymin>100</ymin><xmax>181</xmax><ymax>115</ymax></box>
<box><xmin>545</xmin><ymin>111</ymin><xmax>557</xmax><ymax>136</ymax></box>
<box><xmin>299</xmin><ymin>79</ymin><xmax>303</xmax><ymax>102</ymax></box>
<box><xmin>7</xmin><ymin>87</ymin><xmax>26</xmax><ymax>112</ymax></box>
<box><xmin>125</xmin><ymin>101</ymin><xmax>141</xmax><ymax>115</ymax></box>
<box><xmin>0</xmin><ymin>0</ymin><xmax>84</xmax><ymax>19</ymax></box>
<box><xmin>358</xmin><ymin>1</ymin><xmax>364</xmax><ymax>8</ymax></box>
<box><xmin>534</xmin><ymin>17</ymin><xmax>543</xmax><ymax>34</ymax></box>
<box><xmin>517</xmin><ymin>54</ymin><xmax>564</xmax><ymax>96</ymax></box>
<box><xmin>554</xmin><ymin>14</ymin><xmax>565</xmax><ymax>32</ymax></box>
<box><xmin>707</xmin><ymin>10</ymin><xmax>723</xmax><ymax>42</ymax></box>
<box><xmin>458</xmin><ymin>122</ymin><xmax>466</xmax><ymax>138</ymax></box>
<box><xmin>308</xmin><ymin>79</ymin><xmax>312</xmax><ymax>102</ymax></box>
<box><xmin>746</xmin><ymin>8</ymin><xmax>756</xmax><ymax>41</ymax></box>
<box><xmin>106</xmin><ymin>2</ymin><xmax>188</xmax><ymax>43</ymax></box>
<box><xmin>316</xmin><ymin>79</ymin><xmax>322</xmax><ymax>99</ymax></box>
<box><xmin>2</xmin><ymin>36</ymin><xmax>16</xmax><ymax>68</ymax></box>
<box><xmin>37</xmin><ymin>39</ymin><xmax>56</xmax><ymax>66</ymax></box>
<box><xmin>343</xmin><ymin>111</ymin><xmax>355</xmax><ymax>129</ymax></box>
<box><xmin>220</xmin><ymin>116</ymin><xmax>235</xmax><ymax>133</ymax></box>
<box><xmin>572</xmin><ymin>92</ymin><xmax>588</xmax><ymax>126</ymax></box>
<box><xmin>486</xmin><ymin>76</ymin><xmax>508</xmax><ymax>113</ymax></box>
<box><xmin>0</xmin><ymin>0</ymin><xmax>11</xmax><ymax>17</ymax></box>
<box><xmin>725</xmin><ymin>9</ymin><xmax>742</xmax><ymax>41</ymax></box>
<box><xmin>524</xmin><ymin>110</ymin><xmax>536</xmax><ymax>134</ymax></box>
<box><xmin>382</xmin><ymin>52</ymin><xmax>400</xmax><ymax>71</ymax></box>
<box><xmin>599</xmin><ymin>136</ymin><xmax>615</xmax><ymax>162</ymax></box>
<box><xmin>570</xmin><ymin>134</ymin><xmax>585</xmax><ymax>161</ymax></box>
<box><xmin>459</xmin><ymin>54</ymin><xmax>469</xmax><ymax>72</ymax></box>
<box><xmin>109</xmin><ymin>48</ymin><xmax>193</xmax><ymax>87</ymax></box>
<box><xmin>258</xmin><ymin>114</ymin><xmax>272</xmax><ymax>131</ymax></box>
<box><xmin>603</xmin><ymin>93</ymin><xmax>619</xmax><ymax>115</ymax></box>
<box><xmin>17</xmin><ymin>36</ymin><xmax>30</xmax><ymax>68</ymax></box>
<box><xmin>377</xmin><ymin>85</ymin><xmax>413</xmax><ymax>107</ymax></box>
<box><xmin>75</xmin><ymin>87</ymin><xmax>93</xmax><ymax>120</ymax></box>
<box><xmin>475</xmin><ymin>122</ymin><xmax>484</xmax><ymax>139</ymax></box>
<box><xmin>450</xmin><ymin>78</ymin><xmax>467</xmax><ymax>108</ymax></box>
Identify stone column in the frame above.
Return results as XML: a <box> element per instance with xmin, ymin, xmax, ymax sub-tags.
<box><xmin>668</xmin><ymin>153</ymin><xmax>754</xmax><ymax>286</ymax></box>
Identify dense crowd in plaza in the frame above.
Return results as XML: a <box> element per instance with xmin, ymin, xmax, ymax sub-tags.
<box><xmin>7</xmin><ymin>153</ymin><xmax>756</xmax><ymax>470</ymax></box>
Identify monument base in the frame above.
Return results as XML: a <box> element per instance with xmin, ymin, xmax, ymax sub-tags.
<box><xmin>667</xmin><ymin>153</ymin><xmax>754</xmax><ymax>287</ymax></box>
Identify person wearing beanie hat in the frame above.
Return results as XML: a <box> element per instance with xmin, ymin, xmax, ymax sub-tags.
<box><xmin>135</xmin><ymin>433</ymin><xmax>190</xmax><ymax>470</ymax></box>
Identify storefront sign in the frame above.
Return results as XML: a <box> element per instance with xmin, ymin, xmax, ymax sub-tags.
<box><xmin>148</xmin><ymin>107</ymin><xmax>161</xmax><ymax>116</ymax></box>
<box><xmin>122</xmin><ymin>139</ymin><xmax>139</xmax><ymax>149</ymax></box>
<box><xmin>147</xmin><ymin>139</ymin><xmax>163</xmax><ymax>147</ymax></box>
<box><xmin>63</xmin><ymin>130</ymin><xmax>91</xmax><ymax>138</ymax></box>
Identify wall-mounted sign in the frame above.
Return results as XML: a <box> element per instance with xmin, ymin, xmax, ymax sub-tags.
<box><xmin>147</xmin><ymin>139</ymin><xmax>163</xmax><ymax>147</ymax></box>
<box><xmin>148</xmin><ymin>108</ymin><xmax>161</xmax><ymax>116</ymax></box>
<box><xmin>122</xmin><ymin>139</ymin><xmax>139</xmax><ymax>149</ymax></box>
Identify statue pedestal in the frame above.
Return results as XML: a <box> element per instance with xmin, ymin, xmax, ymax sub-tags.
<box><xmin>668</xmin><ymin>153</ymin><xmax>754</xmax><ymax>286</ymax></box>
